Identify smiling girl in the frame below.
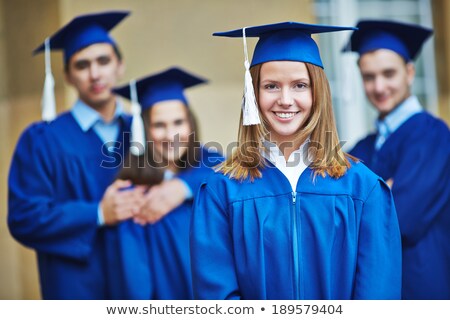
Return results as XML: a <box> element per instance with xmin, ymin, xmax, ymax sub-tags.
<box><xmin>109</xmin><ymin>67</ymin><xmax>223</xmax><ymax>299</ymax></box>
<box><xmin>190</xmin><ymin>22</ymin><xmax>402</xmax><ymax>300</ymax></box>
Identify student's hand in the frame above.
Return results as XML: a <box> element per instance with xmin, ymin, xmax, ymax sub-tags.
<box><xmin>101</xmin><ymin>179</ymin><xmax>146</xmax><ymax>225</ymax></box>
<box><xmin>386</xmin><ymin>178</ymin><xmax>394</xmax><ymax>188</ymax></box>
<box><xmin>135</xmin><ymin>178</ymin><xmax>187</xmax><ymax>224</ymax></box>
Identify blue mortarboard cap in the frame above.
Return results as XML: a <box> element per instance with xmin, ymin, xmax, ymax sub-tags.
<box><xmin>33</xmin><ymin>11</ymin><xmax>130</xmax><ymax>63</ymax></box>
<box><xmin>213</xmin><ymin>21</ymin><xmax>357</xmax><ymax>68</ymax></box>
<box><xmin>343</xmin><ymin>20</ymin><xmax>433</xmax><ymax>61</ymax></box>
<box><xmin>114</xmin><ymin>67</ymin><xmax>208</xmax><ymax>109</ymax></box>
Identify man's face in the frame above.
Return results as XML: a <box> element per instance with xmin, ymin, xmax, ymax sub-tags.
<box><xmin>358</xmin><ymin>49</ymin><xmax>415</xmax><ymax>118</ymax></box>
<box><xmin>65</xmin><ymin>43</ymin><xmax>124</xmax><ymax>109</ymax></box>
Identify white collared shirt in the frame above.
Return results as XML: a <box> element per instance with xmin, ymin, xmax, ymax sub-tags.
<box><xmin>71</xmin><ymin>98</ymin><xmax>126</xmax><ymax>145</ymax></box>
<box><xmin>261</xmin><ymin>139</ymin><xmax>311</xmax><ymax>191</ymax></box>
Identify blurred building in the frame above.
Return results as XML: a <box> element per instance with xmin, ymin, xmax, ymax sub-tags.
<box><xmin>0</xmin><ymin>0</ymin><xmax>448</xmax><ymax>299</ymax></box>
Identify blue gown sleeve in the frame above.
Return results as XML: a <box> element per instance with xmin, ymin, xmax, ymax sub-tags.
<box><xmin>389</xmin><ymin>127</ymin><xmax>450</xmax><ymax>246</ymax></box>
<box><xmin>8</xmin><ymin>125</ymin><xmax>99</xmax><ymax>261</ymax></box>
<box><xmin>177</xmin><ymin>168</ymin><xmax>205</xmax><ymax>198</ymax></box>
<box><xmin>353</xmin><ymin>179</ymin><xmax>402</xmax><ymax>299</ymax></box>
<box><xmin>190</xmin><ymin>182</ymin><xmax>241</xmax><ymax>299</ymax></box>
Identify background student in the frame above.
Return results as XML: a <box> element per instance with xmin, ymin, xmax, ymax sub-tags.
<box><xmin>112</xmin><ymin>67</ymin><xmax>224</xmax><ymax>299</ymax></box>
<box><xmin>7</xmin><ymin>11</ymin><xmax>148</xmax><ymax>299</ymax></box>
<box><xmin>344</xmin><ymin>20</ymin><xmax>450</xmax><ymax>299</ymax></box>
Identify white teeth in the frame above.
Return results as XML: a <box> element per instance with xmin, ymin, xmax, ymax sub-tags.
<box><xmin>275</xmin><ymin>112</ymin><xmax>297</xmax><ymax>119</ymax></box>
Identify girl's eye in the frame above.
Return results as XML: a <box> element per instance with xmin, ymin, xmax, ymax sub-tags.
<box><xmin>263</xmin><ymin>84</ymin><xmax>278</xmax><ymax>90</ymax></box>
<box><xmin>295</xmin><ymin>83</ymin><xmax>309</xmax><ymax>89</ymax></box>
<box><xmin>151</xmin><ymin>123</ymin><xmax>165</xmax><ymax>129</ymax></box>
<box><xmin>174</xmin><ymin>119</ymin><xmax>186</xmax><ymax>126</ymax></box>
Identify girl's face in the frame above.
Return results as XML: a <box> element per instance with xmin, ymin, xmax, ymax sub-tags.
<box><xmin>147</xmin><ymin>100</ymin><xmax>191</xmax><ymax>167</ymax></box>
<box><xmin>258</xmin><ymin>61</ymin><xmax>313</xmax><ymax>146</ymax></box>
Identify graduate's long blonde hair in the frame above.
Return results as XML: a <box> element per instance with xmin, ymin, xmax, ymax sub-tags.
<box><xmin>218</xmin><ymin>62</ymin><xmax>356</xmax><ymax>181</ymax></box>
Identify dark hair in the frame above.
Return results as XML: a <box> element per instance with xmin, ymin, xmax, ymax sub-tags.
<box><xmin>117</xmin><ymin>103</ymin><xmax>201</xmax><ymax>186</ymax></box>
<box><xmin>116</xmin><ymin>153</ymin><xmax>165</xmax><ymax>186</ymax></box>
<box><xmin>64</xmin><ymin>44</ymin><xmax>123</xmax><ymax>73</ymax></box>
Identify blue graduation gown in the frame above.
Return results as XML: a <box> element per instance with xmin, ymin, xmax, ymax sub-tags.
<box><xmin>106</xmin><ymin>147</ymin><xmax>224</xmax><ymax>299</ymax></box>
<box><xmin>8</xmin><ymin>112</ymin><xmax>132</xmax><ymax>299</ymax></box>
<box><xmin>190</xmin><ymin>160</ymin><xmax>402</xmax><ymax>299</ymax></box>
<box><xmin>351</xmin><ymin>112</ymin><xmax>450</xmax><ymax>299</ymax></box>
